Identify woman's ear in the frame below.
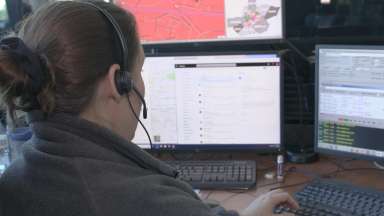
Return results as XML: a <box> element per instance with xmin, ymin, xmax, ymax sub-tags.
<box><xmin>105</xmin><ymin>64</ymin><xmax>122</xmax><ymax>102</ymax></box>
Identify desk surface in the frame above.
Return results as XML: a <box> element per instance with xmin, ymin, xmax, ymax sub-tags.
<box><xmin>194</xmin><ymin>155</ymin><xmax>384</xmax><ymax>212</ymax></box>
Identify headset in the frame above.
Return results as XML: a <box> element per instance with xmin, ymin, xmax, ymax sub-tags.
<box><xmin>82</xmin><ymin>1</ymin><xmax>153</xmax><ymax>148</ymax></box>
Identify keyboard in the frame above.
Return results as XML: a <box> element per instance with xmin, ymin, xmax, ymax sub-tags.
<box><xmin>275</xmin><ymin>179</ymin><xmax>384</xmax><ymax>216</ymax></box>
<box><xmin>166</xmin><ymin>160</ymin><xmax>256</xmax><ymax>189</ymax></box>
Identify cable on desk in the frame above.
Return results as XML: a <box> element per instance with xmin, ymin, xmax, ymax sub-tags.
<box><xmin>374</xmin><ymin>161</ymin><xmax>384</xmax><ymax>170</ymax></box>
<box><xmin>219</xmin><ymin>193</ymin><xmax>242</xmax><ymax>204</ymax></box>
<box><xmin>265</xmin><ymin>167</ymin><xmax>317</xmax><ymax>191</ymax></box>
<box><xmin>324</xmin><ymin>167</ymin><xmax>384</xmax><ymax>178</ymax></box>
<box><xmin>284</xmin><ymin>159</ymin><xmax>383</xmax><ymax>180</ymax></box>
<box><xmin>286</xmin><ymin>166</ymin><xmax>323</xmax><ymax>178</ymax></box>
<box><xmin>203</xmin><ymin>191</ymin><xmax>214</xmax><ymax>200</ymax></box>
<box><xmin>258</xmin><ymin>164</ymin><xmax>339</xmax><ymax>191</ymax></box>
<box><xmin>219</xmin><ymin>190</ymin><xmax>258</xmax><ymax>204</ymax></box>
<box><xmin>269</xmin><ymin>180</ymin><xmax>313</xmax><ymax>191</ymax></box>
<box><xmin>256</xmin><ymin>181</ymin><xmax>281</xmax><ymax>189</ymax></box>
<box><xmin>327</xmin><ymin>158</ymin><xmax>357</xmax><ymax>171</ymax></box>
<box><xmin>224</xmin><ymin>189</ymin><xmax>251</xmax><ymax>194</ymax></box>
<box><xmin>269</xmin><ymin>166</ymin><xmax>384</xmax><ymax>191</ymax></box>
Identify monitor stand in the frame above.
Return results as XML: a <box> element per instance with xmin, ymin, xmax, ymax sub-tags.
<box><xmin>285</xmin><ymin>124</ymin><xmax>319</xmax><ymax>164</ymax></box>
<box><xmin>374</xmin><ymin>161</ymin><xmax>384</xmax><ymax>170</ymax></box>
<box><xmin>286</xmin><ymin>147</ymin><xmax>319</xmax><ymax>164</ymax></box>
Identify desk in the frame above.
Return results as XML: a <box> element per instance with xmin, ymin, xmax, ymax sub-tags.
<box><xmin>196</xmin><ymin>155</ymin><xmax>384</xmax><ymax>212</ymax></box>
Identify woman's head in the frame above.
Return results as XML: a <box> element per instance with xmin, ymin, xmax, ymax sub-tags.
<box><xmin>0</xmin><ymin>1</ymin><xmax>145</xmax><ymax>140</ymax></box>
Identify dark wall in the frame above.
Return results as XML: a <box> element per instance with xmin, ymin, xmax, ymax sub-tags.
<box><xmin>286</xmin><ymin>0</ymin><xmax>384</xmax><ymax>40</ymax></box>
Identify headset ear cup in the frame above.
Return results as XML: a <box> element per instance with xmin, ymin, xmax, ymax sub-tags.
<box><xmin>114</xmin><ymin>70</ymin><xmax>133</xmax><ymax>95</ymax></box>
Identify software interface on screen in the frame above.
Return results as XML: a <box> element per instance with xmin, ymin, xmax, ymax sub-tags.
<box><xmin>133</xmin><ymin>54</ymin><xmax>281</xmax><ymax>150</ymax></box>
<box><xmin>317</xmin><ymin>46</ymin><xmax>384</xmax><ymax>159</ymax></box>
<box><xmin>0</xmin><ymin>0</ymin><xmax>8</xmax><ymax>22</ymax></box>
<box><xmin>116</xmin><ymin>0</ymin><xmax>283</xmax><ymax>43</ymax></box>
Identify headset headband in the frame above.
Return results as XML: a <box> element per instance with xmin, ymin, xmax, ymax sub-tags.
<box><xmin>82</xmin><ymin>2</ymin><xmax>128</xmax><ymax>71</ymax></box>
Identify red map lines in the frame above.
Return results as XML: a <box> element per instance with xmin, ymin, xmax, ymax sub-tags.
<box><xmin>116</xmin><ymin>0</ymin><xmax>225</xmax><ymax>42</ymax></box>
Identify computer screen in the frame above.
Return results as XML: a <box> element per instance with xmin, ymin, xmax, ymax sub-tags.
<box><xmin>0</xmin><ymin>0</ymin><xmax>8</xmax><ymax>28</ymax></box>
<box><xmin>316</xmin><ymin>45</ymin><xmax>384</xmax><ymax>160</ymax></box>
<box><xmin>133</xmin><ymin>53</ymin><xmax>282</xmax><ymax>151</ymax></box>
<box><xmin>115</xmin><ymin>0</ymin><xmax>283</xmax><ymax>44</ymax></box>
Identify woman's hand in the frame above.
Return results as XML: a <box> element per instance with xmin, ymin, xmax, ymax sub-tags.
<box><xmin>240</xmin><ymin>189</ymin><xmax>299</xmax><ymax>216</ymax></box>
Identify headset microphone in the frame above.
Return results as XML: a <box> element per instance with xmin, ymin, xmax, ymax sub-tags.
<box><xmin>133</xmin><ymin>86</ymin><xmax>147</xmax><ymax>119</ymax></box>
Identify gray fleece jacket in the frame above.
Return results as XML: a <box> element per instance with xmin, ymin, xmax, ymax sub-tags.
<box><xmin>0</xmin><ymin>111</ymin><xmax>238</xmax><ymax>216</ymax></box>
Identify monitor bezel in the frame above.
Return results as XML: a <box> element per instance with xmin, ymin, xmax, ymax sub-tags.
<box><xmin>113</xmin><ymin>0</ymin><xmax>285</xmax><ymax>45</ymax></box>
<box><xmin>315</xmin><ymin>44</ymin><xmax>384</xmax><ymax>161</ymax></box>
<box><xmin>139</xmin><ymin>51</ymin><xmax>284</xmax><ymax>153</ymax></box>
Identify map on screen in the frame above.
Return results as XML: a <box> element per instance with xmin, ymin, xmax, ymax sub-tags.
<box><xmin>115</xmin><ymin>0</ymin><xmax>282</xmax><ymax>43</ymax></box>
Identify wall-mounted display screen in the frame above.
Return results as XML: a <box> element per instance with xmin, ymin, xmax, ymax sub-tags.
<box><xmin>115</xmin><ymin>0</ymin><xmax>283</xmax><ymax>44</ymax></box>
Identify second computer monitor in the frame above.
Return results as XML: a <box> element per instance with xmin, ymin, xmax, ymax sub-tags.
<box><xmin>316</xmin><ymin>45</ymin><xmax>384</xmax><ymax>160</ymax></box>
<box><xmin>133</xmin><ymin>52</ymin><xmax>282</xmax><ymax>151</ymax></box>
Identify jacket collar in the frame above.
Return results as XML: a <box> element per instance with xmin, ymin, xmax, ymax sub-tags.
<box><xmin>27</xmin><ymin>110</ymin><xmax>178</xmax><ymax>178</ymax></box>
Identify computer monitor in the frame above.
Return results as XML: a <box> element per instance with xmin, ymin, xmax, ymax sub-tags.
<box><xmin>316</xmin><ymin>45</ymin><xmax>384</xmax><ymax>161</ymax></box>
<box><xmin>0</xmin><ymin>0</ymin><xmax>9</xmax><ymax>29</ymax></box>
<box><xmin>133</xmin><ymin>52</ymin><xmax>282</xmax><ymax>151</ymax></box>
<box><xmin>115</xmin><ymin>0</ymin><xmax>283</xmax><ymax>44</ymax></box>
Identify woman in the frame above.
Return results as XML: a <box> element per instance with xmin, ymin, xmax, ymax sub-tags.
<box><xmin>0</xmin><ymin>1</ymin><xmax>298</xmax><ymax>216</ymax></box>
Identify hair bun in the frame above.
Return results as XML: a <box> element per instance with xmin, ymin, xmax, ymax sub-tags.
<box><xmin>0</xmin><ymin>37</ymin><xmax>55</xmax><ymax>116</ymax></box>
<box><xmin>0</xmin><ymin>37</ymin><xmax>47</xmax><ymax>93</ymax></box>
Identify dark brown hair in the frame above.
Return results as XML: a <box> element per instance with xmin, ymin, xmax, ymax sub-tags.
<box><xmin>0</xmin><ymin>1</ymin><xmax>140</xmax><ymax>116</ymax></box>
